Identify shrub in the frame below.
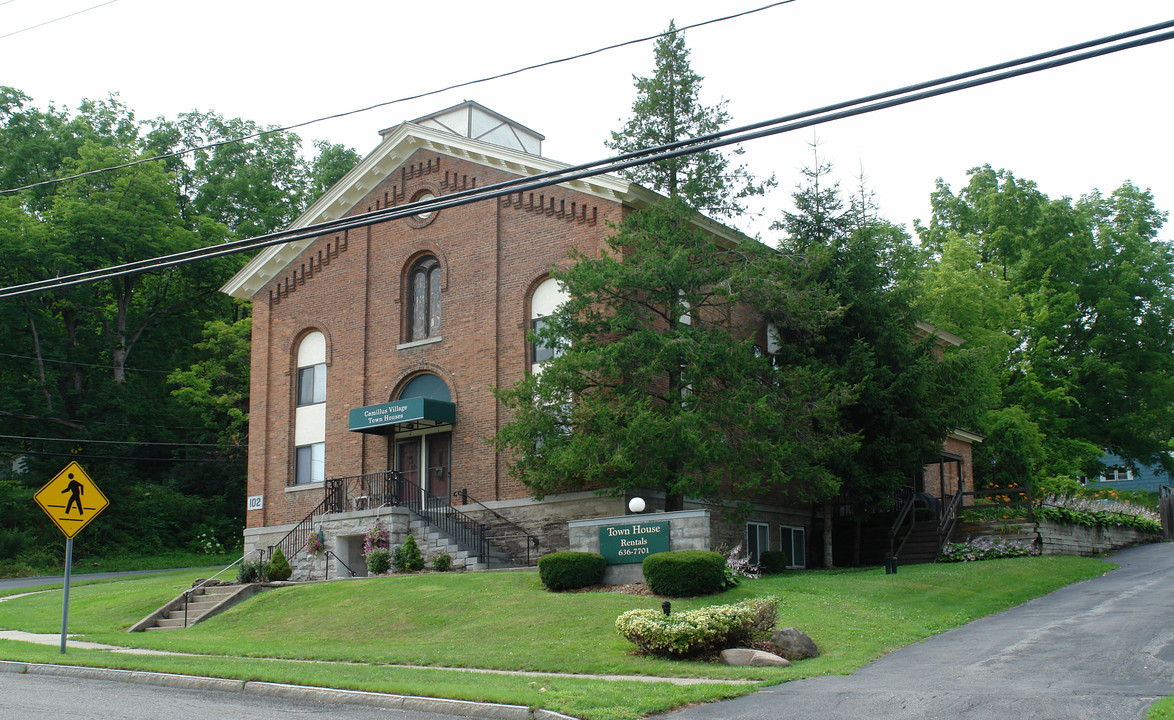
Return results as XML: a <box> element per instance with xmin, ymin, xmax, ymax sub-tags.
<box><xmin>538</xmin><ymin>551</ymin><xmax>606</xmax><ymax>590</ymax></box>
<box><xmin>268</xmin><ymin>546</ymin><xmax>292</xmax><ymax>581</ymax></box>
<box><xmin>616</xmin><ymin>596</ymin><xmax>779</xmax><ymax>658</ymax></box>
<box><xmin>396</xmin><ymin>533</ymin><xmax>425</xmax><ymax>572</ymax></box>
<box><xmin>0</xmin><ymin>528</ymin><xmax>26</xmax><ymax>559</ymax></box>
<box><xmin>431</xmin><ymin>551</ymin><xmax>453</xmax><ymax>572</ymax></box>
<box><xmin>237</xmin><ymin>557</ymin><xmax>270</xmax><ymax>583</ymax></box>
<box><xmin>366</xmin><ymin>548</ymin><xmax>392</xmax><ymax>575</ymax></box>
<box><xmin>758</xmin><ymin>551</ymin><xmax>789</xmax><ymax>574</ymax></box>
<box><xmin>642</xmin><ymin>550</ymin><xmax>726</xmax><ymax>597</ymax></box>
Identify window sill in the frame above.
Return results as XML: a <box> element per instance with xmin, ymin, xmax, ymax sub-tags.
<box><xmin>285</xmin><ymin>482</ymin><xmax>324</xmax><ymax>493</ymax></box>
<box><xmin>397</xmin><ymin>336</ymin><xmax>443</xmax><ymax>351</ymax></box>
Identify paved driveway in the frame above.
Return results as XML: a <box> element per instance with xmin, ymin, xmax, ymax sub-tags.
<box><xmin>659</xmin><ymin>543</ymin><xmax>1174</xmax><ymax>720</ymax></box>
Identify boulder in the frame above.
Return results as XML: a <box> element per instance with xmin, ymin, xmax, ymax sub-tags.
<box><xmin>718</xmin><ymin>648</ymin><xmax>791</xmax><ymax>667</ymax></box>
<box><xmin>770</xmin><ymin>627</ymin><xmax>819</xmax><ymax>660</ymax></box>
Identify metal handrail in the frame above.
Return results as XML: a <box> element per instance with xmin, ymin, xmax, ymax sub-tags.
<box><xmin>961</xmin><ymin>486</ymin><xmax>1035</xmax><ymax>523</ymax></box>
<box><xmin>393</xmin><ymin>472</ymin><xmax>490</xmax><ymax>563</ymax></box>
<box><xmin>938</xmin><ymin>491</ymin><xmax>964</xmax><ymax>554</ymax></box>
<box><xmin>182</xmin><ymin>547</ymin><xmax>263</xmax><ymax>629</ymax></box>
<box><xmin>273</xmin><ymin>494</ymin><xmax>332</xmax><ymax>565</ymax></box>
<box><xmin>889</xmin><ymin>486</ymin><xmax>917</xmax><ymax>559</ymax></box>
<box><xmin>326</xmin><ymin>470</ymin><xmax>396</xmax><ymax>512</ymax></box>
<box><xmin>324</xmin><ymin>549</ymin><xmax>358</xmax><ymax>580</ymax></box>
<box><xmin>453</xmin><ymin>488</ymin><xmax>539</xmax><ymax>565</ymax></box>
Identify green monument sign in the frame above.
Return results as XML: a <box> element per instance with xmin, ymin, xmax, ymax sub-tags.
<box><xmin>598</xmin><ymin>520</ymin><xmax>670</xmax><ymax>564</ymax></box>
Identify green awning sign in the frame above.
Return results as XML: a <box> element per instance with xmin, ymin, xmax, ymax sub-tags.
<box><xmin>598</xmin><ymin>521</ymin><xmax>670</xmax><ymax>564</ymax></box>
<box><xmin>348</xmin><ymin>397</ymin><xmax>456</xmax><ymax>434</ymax></box>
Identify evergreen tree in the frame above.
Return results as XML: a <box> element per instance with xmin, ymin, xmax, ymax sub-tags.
<box><xmin>779</xmin><ymin>155</ymin><xmax>983</xmax><ymax>566</ymax></box>
<box><xmin>494</xmin><ymin>198</ymin><xmax>851</xmax><ymax>513</ymax></box>
<box><xmin>606</xmin><ymin>21</ymin><xmax>772</xmax><ymax>218</ymax></box>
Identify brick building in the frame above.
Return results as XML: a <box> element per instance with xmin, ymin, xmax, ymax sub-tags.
<box><xmin>223</xmin><ymin>102</ymin><xmax>975</xmax><ymax>575</ymax></box>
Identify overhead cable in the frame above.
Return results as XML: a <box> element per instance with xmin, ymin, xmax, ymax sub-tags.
<box><xmin>0</xmin><ymin>0</ymin><xmax>799</xmax><ymax>196</ymax></box>
<box><xmin>1</xmin><ymin>18</ymin><xmax>1172</xmax><ymax>300</ymax></box>
<box><xmin>0</xmin><ymin>0</ymin><xmax>119</xmax><ymax>41</ymax></box>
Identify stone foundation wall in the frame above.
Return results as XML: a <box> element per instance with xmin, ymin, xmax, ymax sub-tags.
<box><xmin>568</xmin><ymin>510</ymin><xmax>710</xmax><ymax>585</ymax></box>
<box><xmin>454</xmin><ymin>491</ymin><xmax>626</xmax><ymax>559</ymax></box>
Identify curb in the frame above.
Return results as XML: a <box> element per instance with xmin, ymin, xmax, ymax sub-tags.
<box><xmin>0</xmin><ymin>661</ymin><xmax>577</xmax><ymax>720</ymax></box>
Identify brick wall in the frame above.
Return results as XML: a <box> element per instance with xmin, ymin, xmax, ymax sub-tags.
<box><xmin>246</xmin><ymin>149</ymin><xmax>623</xmax><ymax>530</ymax></box>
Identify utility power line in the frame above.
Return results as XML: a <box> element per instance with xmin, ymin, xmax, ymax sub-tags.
<box><xmin>0</xmin><ymin>0</ymin><xmax>119</xmax><ymax>41</ymax></box>
<box><xmin>1</xmin><ymin>18</ymin><xmax>1171</xmax><ymax>300</ymax></box>
<box><xmin>0</xmin><ymin>447</ymin><xmax>246</xmax><ymax>463</ymax></box>
<box><xmin>0</xmin><ymin>0</ymin><xmax>799</xmax><ymax>196</ymax></box>
<box><xmin>0</xmin><ymin>350</ymin><xmax>175</xmax><ymax>374</ymax></box>
<box><xmin>0</xmin><ymin>433</ymin><xmax>244</xmax><ymax>449</ymax></box>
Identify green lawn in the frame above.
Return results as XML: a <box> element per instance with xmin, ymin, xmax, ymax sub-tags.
<box><xmin>1149</xmin><ymin>697</ymin><xmax>1174</xmax><ymax>719</ymax></box>
<box><xmin>0</xmin><ymin>556</ymin><xmax>1113</xmax><ymax>719</ymax></box>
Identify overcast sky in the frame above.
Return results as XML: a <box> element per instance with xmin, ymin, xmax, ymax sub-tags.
<box><xmin>3</xmin><ymin>0</ymin><xmax>1172</xmax><ymax>240</ymax></box>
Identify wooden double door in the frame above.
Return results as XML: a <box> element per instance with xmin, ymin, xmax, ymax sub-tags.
<box><xmin>395</xmin><ymin>432</ymin><xmax>451</xmax><ymax>502</ymax></box>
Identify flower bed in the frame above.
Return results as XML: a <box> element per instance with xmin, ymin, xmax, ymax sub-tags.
<box><xmin>939</xmin><ymin>536</ymin><xmax>1040</xmax><ymax>563</ymax></box>
<box><xmin>1036</xmin><ymin>493</ymin><xmax>1161</xmax><ymax>534</ymax></box>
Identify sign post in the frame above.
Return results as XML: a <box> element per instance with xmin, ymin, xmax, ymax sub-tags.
<box><xmin>33</xmin><ymin>461</ymin><xmax>109</xmax><ymax>654</ymax></box>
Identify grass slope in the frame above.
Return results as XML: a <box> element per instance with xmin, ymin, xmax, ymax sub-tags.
<box><xmin>0</xmin><ymin>556</ymin><xmax>1112</xmax><ymax>719</ymax></box>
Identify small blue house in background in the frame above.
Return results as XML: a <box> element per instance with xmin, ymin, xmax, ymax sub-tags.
<box><xmin>1082</xmin><ymin>452</ymin><xmax>1172</xmax><ymax>493</ymax></box>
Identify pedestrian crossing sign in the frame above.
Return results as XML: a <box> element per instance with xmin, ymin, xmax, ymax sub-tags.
<box><xmin>34</xmin><ymin>462</ymin><xmax>109</xmax><ymax>539</ymax></box>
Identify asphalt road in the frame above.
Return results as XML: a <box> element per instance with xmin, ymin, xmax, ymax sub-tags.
<box><xmin>0</xmin><ymin>672</ymin><xmax>449</xmax><ymax>720</ymax></box>
<box><xmin>659</xmin><ymin>542</ymin><xmax>1174</xmax><ymax>720</ymax></box>
<box><xmin>0</xmin><ymin>568</ymin><xmax>200</xmax><ymax>591</ymax></box>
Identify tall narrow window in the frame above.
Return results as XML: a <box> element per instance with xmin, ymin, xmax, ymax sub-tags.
<box><xmin>409</xmin><ymin>257</ymin><xmax>441</xmax><ymax>341</ymax></box>
<box><xmin>294</xmin><ymin>331</ymin><xmax>327</xmax><ymax>485</ymax></box>
<box><xmin>530</xmin><ymin>278</ymin><xmax>569</xmax><ymax>373</ymax></box>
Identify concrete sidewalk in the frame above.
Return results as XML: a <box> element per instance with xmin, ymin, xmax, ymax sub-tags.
<box><xmin>0</xmin><ymin>629</ymin><xmax>753</xmax><ymax>686</ymax></box>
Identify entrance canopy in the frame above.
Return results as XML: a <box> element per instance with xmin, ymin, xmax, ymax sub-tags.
<box><xmin>348</xmin><ymin>397</ymin><xmax>455</xmax><ymax>435</ymax></box>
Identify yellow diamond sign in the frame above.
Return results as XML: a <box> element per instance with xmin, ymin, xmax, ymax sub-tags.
<box><xmin>34</xmin><ymin>462</ymin><xmax>109</xmax><ymax>539</ymax></box>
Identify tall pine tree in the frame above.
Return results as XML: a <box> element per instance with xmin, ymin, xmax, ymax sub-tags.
<box><xmin>606</xmin><ymin>21</ymin><xmax>771</xmax><ymax>218</ymax></box>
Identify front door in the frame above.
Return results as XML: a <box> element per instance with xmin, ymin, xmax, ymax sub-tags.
<box><xmin>397</xmin><ymin>438</ymin><xmax>420</xmax><ymax>493</ymax></box>
<box><xmin>395</xmin><ymin>433</ymin><xmax>451</xmax><ymax>503</ymax></box>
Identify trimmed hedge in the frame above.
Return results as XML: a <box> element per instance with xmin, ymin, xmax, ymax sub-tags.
<box><xmin>758</xmin><ymin>550</ymin><xmax>789</xmax><ymax>575</ymax></box>
<box><xmin>642</xmin><ymin>550</ymin><xmax>726</xmax><ymax>597</ymax></box>
<box><xmin>538</xmin><ymin>551</ymin><xmax>606</xmax><ymax>590</ymax></box>
<box><xmin>616</xmin><ymin>596</ymin><xmax>779</xmax><ymax>657</ymax></box>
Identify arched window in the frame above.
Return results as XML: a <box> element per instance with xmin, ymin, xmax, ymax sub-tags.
<box><xmin>530</xmin><ymin>278</ymin><xmax>569</xmax><ymax>373</ymax></box>
<box><xmin>294</xmin><ymin>331</ymin><xmax>326</xmax><ymax>485</ymax></box>
<box><xmin>409</xmin><ymin>257</ymin><xmax>442</xmax><ymax>341</ymax></box>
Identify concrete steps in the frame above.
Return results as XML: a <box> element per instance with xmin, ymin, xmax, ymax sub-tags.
<box><xmin>408</xmin><ymin>520</ymin><xmax>518</xmax><ymax>571</ymax></box>
<box><xmin>129</xmin><ymin>583</ymin><xmax>270</xmax><ymax>632</ymax></box>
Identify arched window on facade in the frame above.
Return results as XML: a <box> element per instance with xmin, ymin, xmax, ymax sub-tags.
<box><xmin>294</xmin><ymin>331</ymin><xmax>326</xmax><ymax>484</ymax></box>
<box><xmin>409</xmin><ymin>257</ymin><xmax>442</xmax><ymax>342</ymax></box>
<box><xmin>530</xmin><ymin>278</ymin><xmax>569</xmax><ymax>374</ymax></box>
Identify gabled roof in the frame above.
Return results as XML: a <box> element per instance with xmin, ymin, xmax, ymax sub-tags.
<box><xmin>221</xmin><ymin>108</ymin><xmax>750</xmax><ymax>300</ymax></box>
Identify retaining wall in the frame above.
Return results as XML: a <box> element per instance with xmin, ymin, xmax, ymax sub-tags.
<box><xmin>954</xmin><ymin>519</ymin><xmax>1160</xmax><ymax>556</ymax></box>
